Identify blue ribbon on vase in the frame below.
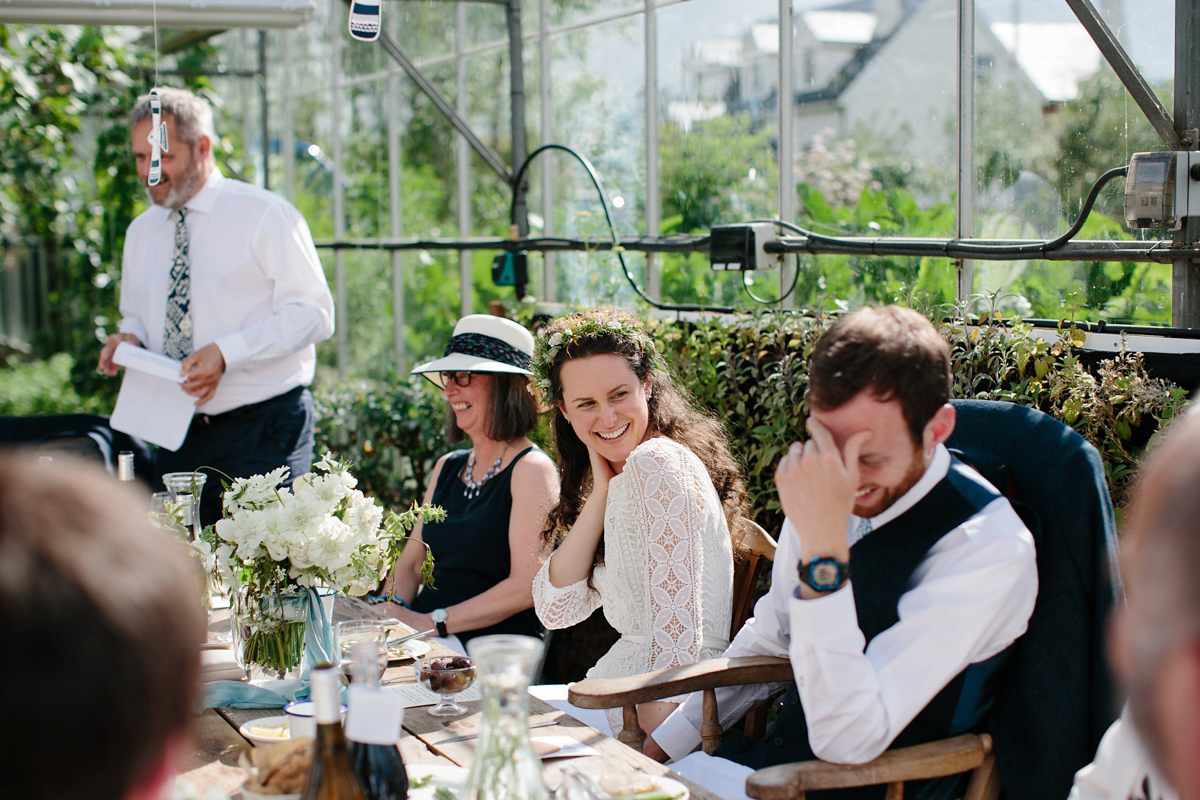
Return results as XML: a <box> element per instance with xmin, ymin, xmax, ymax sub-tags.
<box><xmin>200</xmin><ymin>587</ymin><xmax>339</xmax><ymax>710</ymax></box>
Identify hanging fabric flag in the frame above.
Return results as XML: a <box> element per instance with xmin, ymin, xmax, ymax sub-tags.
<box><xmin>348</xmin><ymin>0</ymin><xmax>382</xmax><ymax>42</ymax></box>
<box><xmin>146</xmin><ymin>88</ymin><xmax>170</xmax><ymax>187</ymax></box>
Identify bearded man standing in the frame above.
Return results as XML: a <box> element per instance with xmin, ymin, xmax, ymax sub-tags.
<box><xmin>99</xmin><ymin>87</ymin><xmax>334</xmax><ymax>526</ymax></box>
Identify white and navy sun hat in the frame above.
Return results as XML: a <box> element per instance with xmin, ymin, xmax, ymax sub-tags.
<box><xmin>411</xmin><ymin>314</ymin><xmax>535</xmax><ymax>389</ymax></box>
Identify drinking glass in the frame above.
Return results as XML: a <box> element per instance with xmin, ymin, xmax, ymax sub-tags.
<box><xmin>162</xmin><ymin>470</ymin><xmax>206</xmax><ymax>502</ymax></box>
<box><xmin>415</xmin><ymin>656</ymin><xmax>476</xmax><ymax>717</ymax></box>
<box><xmin>149</xmin><ymin>491</ymin><xmax>171</xmax><ymax>515</ymax></box>
<box><xmin>337</xmin><ymin>620</ymin><xmax>387</xmax><ymax>675</ymax></box>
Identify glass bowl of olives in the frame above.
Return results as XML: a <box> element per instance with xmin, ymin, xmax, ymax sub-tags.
<box><xmin>414</xmin><ymin>656</ymin><xmax>476</xmax><ymax>717</ymax></box>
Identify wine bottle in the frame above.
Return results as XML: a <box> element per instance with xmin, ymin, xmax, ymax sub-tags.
<box><xmin>346</xmin><ymin>640</ymin><xmax>409</xmax><ymax>800</ymax></box>
<box><xmin>300</xmin><ymin>665</ymin><xmax>369</xmax><ymax>800</ymax></box>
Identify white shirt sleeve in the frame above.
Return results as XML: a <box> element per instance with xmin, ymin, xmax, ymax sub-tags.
<box><xmin>653</xmin><ymin>496</ymin><xmax>1037</xmax><ymax>764</ymax></box>
<box><xmin>1068</xmin><ymin>707</ymin><xmax>1179</xmax><ymax>800</ymax></box>
<box><xmin>214</xmin><ymin>202</ymin><xmax>334</xmax><ymax>373</ymax></box>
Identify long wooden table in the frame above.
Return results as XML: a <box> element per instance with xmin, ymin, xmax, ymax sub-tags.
<box><xmin>181</xmin><ymin>599</ymin><xmax>722</xmax><ymax>800</ymax></box>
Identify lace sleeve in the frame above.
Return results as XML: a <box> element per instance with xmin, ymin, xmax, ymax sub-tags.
<box><xmin>532</xmin><ymin>552</ymin><xmax>602</xmax><ymax>630</ymax></box>
<box><xmin>628</xmin><ymin>442</ymin><xmax>707</xmax><ymax>670</ymax></box>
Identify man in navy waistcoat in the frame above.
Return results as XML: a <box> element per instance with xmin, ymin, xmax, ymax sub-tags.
<box><xmin>650</xmin><ymin>306</ymin><xmax>1038</xmax><ymax>793</ymax></box>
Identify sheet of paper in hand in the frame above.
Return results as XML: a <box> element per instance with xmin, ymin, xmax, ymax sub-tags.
<box><xmin>110</xmin><ymin>342</ymin><xmax>196</xmax><ymax>451</ymax></box>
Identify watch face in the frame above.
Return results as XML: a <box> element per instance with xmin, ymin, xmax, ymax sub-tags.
<box><xmin>811</xmin><ymin>561</ymin><xmax>840</xmax><ymax>589</ymax></box>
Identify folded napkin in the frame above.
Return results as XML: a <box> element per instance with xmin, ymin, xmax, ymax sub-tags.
<box><xmin>200</xmin><ymin>677</ymin><xmax>308</xmax><ymax>710</ymax></box>
<box><xmin>668</xmin><ymin>751</ymin><xmax>754</xmax><ymax>800</ymax></box>
<box><xmin>199</xmin><ymin>647</ymin><xmax>246</xmax><ymax>683</ymax></box>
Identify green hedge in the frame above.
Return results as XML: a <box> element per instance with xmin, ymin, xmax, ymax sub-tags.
<box><xmin>312</xmin><ymin>311</ymin><xmax>1188</xmax><ymax>532</ymax></box>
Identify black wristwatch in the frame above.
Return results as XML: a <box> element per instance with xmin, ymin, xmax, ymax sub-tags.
<box><xmin>430</xmin><ymin>608</ymin><xmax>449</xmax><ymax>638</ymax></box>
<box><xmin>798</xmin><ymin>557</ymin><xmax>851</xmax><ymax>592</ymax></box>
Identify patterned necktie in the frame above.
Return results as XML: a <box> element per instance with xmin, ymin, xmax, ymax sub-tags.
<box><xmin>162</xmin><ymin>208</ymin><xmax>192</xmax><ymax>360</ymax></box>
<box><xmin>856</xmin><ymin>516</ymin><xmax>873</xmax><ymax>537</ymax></box>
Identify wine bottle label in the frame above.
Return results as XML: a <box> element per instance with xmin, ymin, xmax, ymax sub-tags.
<box><xmin>345</xmin><ymin>686</ymin><xmax>405</xmax><ymax>745</ymax></box>
<box><xmin>310</xmin><ymin>667</ymin><xmax>344</xmax><ymax>724</ymax></box>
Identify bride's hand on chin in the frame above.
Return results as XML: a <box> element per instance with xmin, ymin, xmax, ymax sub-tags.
<box><xmin>587</xmin><ymin>444</ymin><xmax>616</xmax><ymax>491</ymax></box>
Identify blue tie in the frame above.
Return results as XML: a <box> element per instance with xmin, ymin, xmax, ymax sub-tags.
<box><xmin>162</xmin><ymin>208</ymin><xmax>192</xmax><ymax>360</ymax></box>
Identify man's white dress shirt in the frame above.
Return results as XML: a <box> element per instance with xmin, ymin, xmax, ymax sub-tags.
<box><xmin>118</xmin><ymin>170</ymin><xmax>334</xmax><ymax>415</ymax></box>
<box><xmin>653</xmin><ymin>445</ymin><xmax>1038</xmax><ymax>764</ymax></box>
<box><xmin>1069</xmin><ymin>707</ymin><xmax>1179</xmax><ymax>800</ymax></box>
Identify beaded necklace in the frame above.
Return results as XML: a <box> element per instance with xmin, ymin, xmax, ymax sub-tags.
<box><xmin>463</xmin><ymin>444</ymin><xmax>509</xmax><ymax>499</ymax></box>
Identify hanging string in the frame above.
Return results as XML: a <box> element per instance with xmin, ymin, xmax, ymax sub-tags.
<box><xmin>151</xmin><ymin>0</ymin><xmax>160</xmax><ymax>87</ymax></box>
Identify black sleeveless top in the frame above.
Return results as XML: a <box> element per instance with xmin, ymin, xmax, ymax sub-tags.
<box><xmin>721</xmin><ymin>458</ymin><xmax>1017</xmax><ymax>800</ymax></box>
<box><xmin>410</xmin><ymin>446</ymin><xmax>542</xmax><ymax>646</ymax></box>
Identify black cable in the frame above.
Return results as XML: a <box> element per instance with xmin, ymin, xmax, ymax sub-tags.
<box><xmin>775</xmin><ymin>166</ymin><xmax>1129</xmax><ymax>259</ymax></box>
<box><xmin>509</xmin><ymin>144</ymin><xmax>734</xmax><ymax>313</ymax></box>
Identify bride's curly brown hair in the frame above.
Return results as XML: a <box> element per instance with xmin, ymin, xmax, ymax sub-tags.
<box><xmin>535</xmin><ymin>308</ymin><xmax>749</xmax><ymax>565</ymax></box>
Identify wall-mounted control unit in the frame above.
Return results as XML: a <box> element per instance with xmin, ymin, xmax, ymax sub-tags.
<box><xmin>709</xmin><ymin>223</ymin><xmax>778</xmax><ymax>270</ymax></box>
<box><xmin>1124</xmin><ymin>151</ymin><xmax>1200</xmax><ymax>230</ymax></box>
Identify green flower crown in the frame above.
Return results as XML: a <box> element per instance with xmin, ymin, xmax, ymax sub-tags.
<box><xmin>532</xmin><ymin>312</ymin><xmax>663</xmax><ymax>394</ymax></box>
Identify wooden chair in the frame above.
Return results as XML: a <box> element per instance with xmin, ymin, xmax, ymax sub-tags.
<box><xmin>569</xmin><ymin>518</ymin><xmax>780</xmax><ymax>753</ymax></box>
<box><xmin>569</xmin><ymin>400</ymin><xmax>1120</xmax><ymax>800</ymax></box>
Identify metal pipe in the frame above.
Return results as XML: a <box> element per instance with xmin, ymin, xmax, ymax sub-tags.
<box><xmin>777</xmin><ymin>0</ymin><xmax>795</xmax><ymax>307</ymax></box>
<box><xmin>645</xmin><ymin>0</ymin><xmax>660</xmax><ymax>301</ymax></box>
<box><xmin>1063</xmin><ymin>0</ymin><xmax>1183</xmax><ymax>150</ymax></box>
<box><xmin>457</xmin><ymin>2</ymin><xmax>473</xmax><ymax>318</ymax></box>
<box><xmin>540</xmin><ymin>0</ymin><xmax>556</xmax><ymax>301</ymax></box>
<box><xmin>314</xmin><ymin>235</ymin><xmax>1195</xmax><ymax>264</ymax></box>
<box><xmin>259</xmin><ymin>30</ymin><xmax>269</xmax><ymax>192</ymax></box>
<box><xmin>955</xmin><ymin>0</ymin><xmax>974</xmax><ymax>303</ymax></box>
<box><xmin>1173</xmin><ymin>0</ymin><xmax>1200</xmax><ymax>326</ymax></box>
<box><xmin>331</xmin><ymin>9</ymin><xmax>347</xmax><ymax>377</ymax></box>
<box><xmin>281</xmin><ymin>29</ymin><xmax>295</xmax><ymax>201</ymax></box>
<box><xmin>389</xmin><ymin>5</ymin><xmax>406</xmax><ymax>369</ymax></box>
<box><xmin>509</xmin><ymin>0</ymin><xmax>529</xmax><ymax>259</ymax></box>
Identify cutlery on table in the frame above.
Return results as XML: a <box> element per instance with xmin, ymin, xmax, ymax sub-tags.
<box><xmin>434</xmin><ymin>719</ymin><xmax>558</xmax><ymax>744</ymax></box>
<box><xmin>387</xmin><ymin>627</ymin><xmax>436</xmax><ymax>646</ymax></box>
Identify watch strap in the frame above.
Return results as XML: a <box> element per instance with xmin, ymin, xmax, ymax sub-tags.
<box><xmin>431</xmin><ymin>609</ymin><xmax>449</xmax><ymax>638</ymax></box>
<box><xmin>797</xmin><ymin>557</ymin><xmax>851</xmax><ymax>592</ymax></box>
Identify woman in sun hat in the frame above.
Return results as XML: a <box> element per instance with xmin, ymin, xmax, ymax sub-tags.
<box><xmin>530</xmin><ymin>307</ymin><xmax>748</xmax><ymax>738</ymax></box>
<box><xmin>379</xmin><ymin>314</ymin><xmax>559</xmax><ymax>652</ymax></box>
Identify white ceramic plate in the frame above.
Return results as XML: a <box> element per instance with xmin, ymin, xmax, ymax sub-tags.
<box><xmin>388</xmin><ymin>638</ymin><xmax>431</xmax><ymax>662</ymax></box>
<box><xmin>239</xmin><ymin>715</ymin><xmax>292</xmax><ymax>745</ymax></box>
<box><xmin>407</xmin><ymin>763</ymin><xmax>468</xmax><ymax>800</ymax></box>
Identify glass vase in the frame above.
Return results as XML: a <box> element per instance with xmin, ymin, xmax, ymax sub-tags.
<box><xmin>463</xmin><ymin>635</ymin><xmax>549</xmax><ymax>800</ymax></box>
<box><xmin>231</xmin><ymin>587</ymin><xmax>335</xmax><ymax>678</ymax></box>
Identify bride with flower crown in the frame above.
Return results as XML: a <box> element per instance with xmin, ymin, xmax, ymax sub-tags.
<box><xmin>531</xmin><ymin>308</ymin><xmax>749</xmax><ymax>747</ymax></box>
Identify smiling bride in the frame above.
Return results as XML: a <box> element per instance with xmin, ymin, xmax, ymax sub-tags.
<box><xmin>531</xmin><ymin>308</ymin><xmax>749</xmax><ymax>746</ymax></box>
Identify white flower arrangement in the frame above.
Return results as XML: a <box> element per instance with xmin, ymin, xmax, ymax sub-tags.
<box><xmin>199</xmin><ymin>453</ymin><xmax>443</xmax><ymax>672</ymax></box>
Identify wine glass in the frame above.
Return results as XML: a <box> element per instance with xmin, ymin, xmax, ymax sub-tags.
<box><xmin>336</xmin><ymin>620</ymin><xmax>387</xmax><ymax>676</ymax></box>
<box><xmin>414</xmin><ymin>656</ymin><xmax>476</xmax><ymax>717</ymax></box>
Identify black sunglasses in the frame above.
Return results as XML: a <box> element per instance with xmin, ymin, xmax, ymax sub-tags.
<box><xmin>440</xmin><ymin>371</ymin><xmax>474</xmax><ymax>387</ymax></box>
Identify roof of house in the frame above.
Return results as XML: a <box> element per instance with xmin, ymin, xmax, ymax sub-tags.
<box><xmin>802</xmin><ymin>10</ymin><xmax>877</xmax><ymax>44</ymax></box>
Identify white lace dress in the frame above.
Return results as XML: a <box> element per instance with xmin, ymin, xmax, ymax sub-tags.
<box><xmin>533</xmin><ymin>437</ymin><xmax>734</xmax><ymax>733</ymax></box>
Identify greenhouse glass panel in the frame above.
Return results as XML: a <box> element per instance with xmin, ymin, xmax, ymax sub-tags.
<box><xmin>971</xmin><ymin>0</ymin><xmax>1176</xmax><ymax>324</ymax></box>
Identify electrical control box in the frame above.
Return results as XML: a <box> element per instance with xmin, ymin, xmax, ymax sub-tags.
<box><xmin>1124</xmin><ymin>151</ymin><xmax>1200</xmax><ymax>229</ymax></box>
<box><xmin>709</xmin><ymin>223</ymin><xmax>778</xmax><ymax>270</ymax></box>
